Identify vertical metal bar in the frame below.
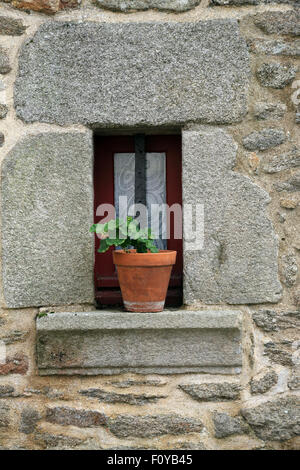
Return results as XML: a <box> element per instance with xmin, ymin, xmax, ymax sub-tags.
<box><xmin>134</xmin><ymin>134</ymin><xmax>147</xmax><ymax>207</ymax></box>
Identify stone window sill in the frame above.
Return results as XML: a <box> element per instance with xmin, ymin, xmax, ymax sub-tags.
<box><xmin>36</xmin><ymin>310</ymin><xmax>242</xmax><ymax>376</ymax></box>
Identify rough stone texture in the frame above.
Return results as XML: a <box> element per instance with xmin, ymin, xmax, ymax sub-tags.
<box><xmin>1</xmin><ymin>132</ymin><xmax>94</xmax><ymax>308</ymax></box>
<box><xmin>0</xmin><ymin>132</ymin><xmax>4</xmax><ymax>147</ymax></box>
<box><xmin>11</xmin><ymin>0</ymin><xmax>60</xmax><ymax>13</ymax></box>
<box><xmin>288</xmin><ymin>370</ymin><xmax>300</xmax><ymax>390</ymax></box>
<box><xmin>0</xmin><ymin>4</ymin><xmax>299</xmax><ymax>452</ymax></box>
<box><xmin>171</xmin><ymin>441</ymin><xmax>206</xmax><ymax>450</ymax></box>
<box><xmin>248</xmin><ymin>39</ymin><xmax>300</xmax><ymax>57</ymax></box>
<box><xmin>10</xmin><ymin>0</ymin><xmax>79</xmax><ymax>12</ymax></box>
<box><xmin>60</xmin><ymin>0</ymin><xmax>80</xmax><ymax>9</ymax></box>
<box><xmin>275</xmin><ymin>173</ymin><xmax>300</xmax><ymax>192</ymax></box>
<box><xmin>109</xmin><ymin>379</ymin><xmax>167</xmax><ymax>388</ymax></box>
<box><xmin>14</xmin><ymin>21</ymin><xmax>250</xmax><ymax>127</ymax></box>
<box><xmin>179</xmin><ymin>383</ymin><xmax>241</xmax><ymax>402</ymax></box>
<box><xmin>241</xmin><ymin>397</ymin><xmax>300</xmax><ymax>441</ymax></box>
<box><xmin>0</xmin><ymin>354</ymin><xmax>28</xmax><ymax>375</ymax></box>
<box><xmin>0</xmin><ymin>385</ymin><xmax>14</xmax><ymax>397</ymax></box>
<box><xmin>294</xmin><ymin>291</ymin><xmax>300</xmax><ymax>307</ymax></box>
<box><xmin>252</xmin><ymin>309</ymin><xmax>300</xmax><ymax>332</ymax></box>
<box><xmin>253</xmin><ymin>11</ymin><xmax>300</xmax><ymax>37</ymax></box>
<box><xmin>183</xmin><ymin>128</ymin><xmax>282</xmax><ymax>305</ymax></box>
<box><xmin>212</xmin><ymin>0</ymin><xmax>297</xmax><ymax>4</ymax></box>
<box><xmin>0</xmin><ymin>403</ymin><xmax>9</xmax><ymax>428</ymax></box>
<box><xmin>257</xmin><ymin>63</ymin><xmax>297</xmax><ymax>89</ymax></box>
<box><xmin>250</xmin><ymin>370</ymin><xmax>278</xmax><ymax>394</ymax></box>
<box><xmin>264</xmin><ymin>341</ymin><xmax>294</xmax><ymax>366</ymax></box>
<box><xmin>46</xmin><ymin>407</ymin><xmax>107</xmax><ymax>428</ymax></box>
<box><xmin>0</xmin><ymin>47</ymin><xmax>10</xmax><ymax>74</ymax></box>
<box><xmin>79</xmin><ymin>388</ymin><xmax>167</xmax><ymax>405</ymax></box>
<box><xmin>103</xmin><ymin>443</ymin><xmax>206</xmax><ymax>450</ymax></box>
<box><xmin>253</xmin><ymin>102</ymin><xmax>286</xmax><ymax>121</ymax></box>
<box><xmin>261</xmin><ymin>147</ymin><xmax>300</xmax><ymax>173</ymax></box>
<box><xmin>0</xmin><ymin>16</ymin><xmax>26</xmax><ymax>35</ymax></box>
<box><xmin>213</xmin><ymin>412</ymin><xmax>249</xmax><ymax>438</ymax></box>
<box><xmin>243</xmin><ymin>128</ymin><xmax>286</xmax><ymax>151</ymax></box>
<box><xmin>24</xmin><ymin>386</ymin><xmax>66</xmax><ymax>400</ymax></box>
<box><xmin>0</xmin><ymin>330</ymin><xmax>27</xmax><ymax>344</ymax></box>
<box><xmin>280</xmin><ymin>198</ymin><xmax>298</xmax><ymax>209</ymax></box>
<box><xmin>278</xmin><ymin>212</ymin><xmax>287</xmax><ymax>224</ymax></box>
<box><xmin>34</xmin><ymin>432</ymin><xmax>85</xmax><ymax>450</ymax></box>
<box><xmin>36</xmin><ymin>310</ymin><xmax>242</xmax><ymax>375</ymax></box>
<box><xmin>252</xmin><ymin>310</ymin><xmax>278</xmax><ymax>331</ymax></box>
<box><xmin>0</xmin><ymin>104</ymin><xmax>8</xmax><ymax>119</ymax></box>
<box><xmin>19</xmin><ymin>408</ymin><xmax>41</xmax><ymax>434</ymax></box>
<box><xmin>107</xmin><ymin>414</ymin><xmax>203</xmax><ymax>438</ymax></box>
<box><xmin>95</xmin><ymin>0</ymin><xmax>201</xmax><ymax>11</ymax></box>
<box><xmin>282</xmin><ymin>254</ymin><xmax>298</xmax><ymax>287</ymax></box>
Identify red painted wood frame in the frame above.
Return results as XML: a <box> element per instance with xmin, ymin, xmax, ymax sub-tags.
<box><xmin>93</xmin><ymin>135</ymin><xmax>183</xmax><ymax>307</ymax></box>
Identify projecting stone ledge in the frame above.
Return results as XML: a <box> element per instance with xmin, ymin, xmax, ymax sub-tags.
<box><xmin>36</xmin><ymin>310</ymin><xmax>242</xmax><ymax>376</ymax></box>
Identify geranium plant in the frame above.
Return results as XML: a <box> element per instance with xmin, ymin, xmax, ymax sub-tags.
<box><xmin>90</xmin><ymin>216</ymin><xmax>159</xmax><ymax>254</ymax></box>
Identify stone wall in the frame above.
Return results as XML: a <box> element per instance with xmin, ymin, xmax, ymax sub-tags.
<box><xmin>0</xmin><ymin>0</ymin><xmax>299</xmax><ymax>450</ymax></box>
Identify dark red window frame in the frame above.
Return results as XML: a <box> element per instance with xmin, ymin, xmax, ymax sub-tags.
<box><xmin>94</xmin><ymin>134</ymin><xmax>183</xmax><ymax>307</ymax></box>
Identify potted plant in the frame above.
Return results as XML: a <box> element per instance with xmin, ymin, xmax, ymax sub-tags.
<box><xmin>90</xmin><ymin>217</ymin><xmax>176</xmax><ymax>312</ymax></box>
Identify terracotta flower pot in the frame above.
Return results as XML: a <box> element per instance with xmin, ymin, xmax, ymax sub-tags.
<box><xmin>113</xmin><ymin>249</ymin><xmax>177</xmax><ymax>312</ymax></box>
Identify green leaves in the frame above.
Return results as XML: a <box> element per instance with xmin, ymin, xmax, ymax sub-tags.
<box><xmin>98</xmin><ymin>238</ymin><xmax>109</xmax><ymax>253</ymax></box>
<box><xmin>145</xmin><ymin>239</ymin><xmax>159</xmax><ymax>253</ymax></box>
<box><xmin>90</xmin><ymin>217</ymin><xmax>160</xmax><ymax>254</ymax></box>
